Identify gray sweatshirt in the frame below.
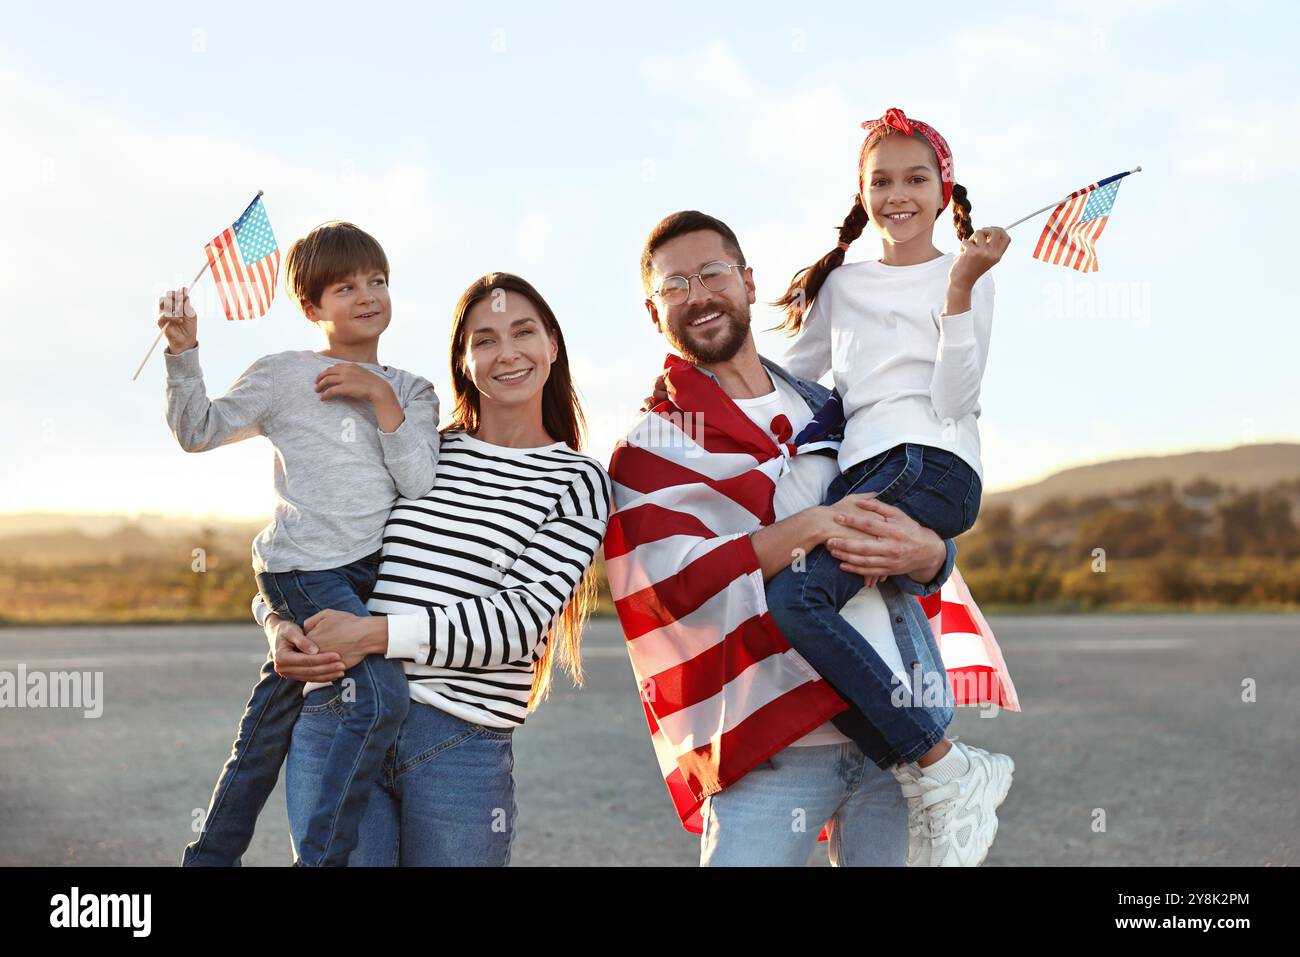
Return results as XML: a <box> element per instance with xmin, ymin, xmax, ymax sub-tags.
<box><xmin>164</xmin><ymin>346</ymin><xmax>441</xmax><ymax>573</ymax></box>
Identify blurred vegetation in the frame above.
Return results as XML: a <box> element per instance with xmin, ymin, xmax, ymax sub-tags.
<box><xmin>1</xmin><ymin>525</ymin><xmax>265</xmax><ymax>625</ymax></box>
<box><xmin>959</xmin><ymin>478</ymin><xmax>1300</xmax><ymax>611</ymax></box>
<box><xmin>3</xmin><ymin>477</ymin><xmax>1299</xmax><ymax>625</ymax></box>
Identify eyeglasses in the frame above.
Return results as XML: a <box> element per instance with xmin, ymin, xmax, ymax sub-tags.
<box><xmin>653</xmin><ymin>261</ymin><xmax>745</xmax><ymax>305</ymax></box>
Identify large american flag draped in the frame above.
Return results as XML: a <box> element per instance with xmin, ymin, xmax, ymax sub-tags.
<box><xmin>918</xmin><ymin>567</ymin><xmax>1019</xmax><ymax>711</ymax></box>
<box><xmin>606</xmin><ymin>355</ymin><xmax>1018</xmax><ymax>834</ymax></box>
<box><xmin>204</xmin><ymin>194</ymin><xmax>280</xmax><ymax>321</ymax></box>
<box><xmin>1031</xmin><ymin>171</ymin><xmax>1130</xmax><ymax>272</ymax></box>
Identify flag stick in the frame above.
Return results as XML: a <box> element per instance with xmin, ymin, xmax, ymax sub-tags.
<box><xmin>1005</xmin><ymin>166</ymin><xmax>1142</xmax><ymax>231</ymax></box>
<box><xmin>131</xmin><ymin>190</ymin><xmax>265</xmax><ymax>381</ymax></box>
<box><xmin>131</xmin><ymin>260</ymin><xmax>211</xmax><ymax>381</ymax></box>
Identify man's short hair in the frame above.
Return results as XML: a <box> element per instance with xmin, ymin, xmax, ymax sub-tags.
<box><xmin>640</xmin><ymin>210</ymin><xmax>746</xmax><ymax>295</ymax></box>
<box><xmin>284</xmin><ymin>221</ymin><xmax>389</xmax><ymax>310</ymax></box>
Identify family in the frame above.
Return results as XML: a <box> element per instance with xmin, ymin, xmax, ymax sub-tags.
<box><xmin>157</xmin><ymin>107</ymin><xmax>1014</xmax><ymax>867</ymax></box>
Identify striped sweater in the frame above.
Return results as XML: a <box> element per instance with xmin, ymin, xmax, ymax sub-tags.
<box><xmin>363</xmin><ymin>430</ymin><xmax>610</xmax><ymax>728</ymax></box>
<box><xmin>369</xmin><ymin>431</ymin><xmax>605</xmax><ymax>722</ymax></box>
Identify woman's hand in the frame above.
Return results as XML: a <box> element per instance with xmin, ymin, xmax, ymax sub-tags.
<box><xmin>302</xmin><ymin>609</ymin><xmax>386</xmax><ymax>670</ymax></box>
<box><xmin>265</xmin><ymin>613</ymin><xmax>346</xmax><ymax>682</ymax></box>
<box><xmin>824</xmin><ymin>496</ymin><xmax>947</xmax><ymax>584</ymax></box>
<box><xmin>640</xmin><ymin>372</ymin><xmax>668</xmax><ymax>412</ymax></box>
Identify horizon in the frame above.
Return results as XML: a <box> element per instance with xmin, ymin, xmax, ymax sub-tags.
<box><xmin>3</xmin><ymin>438</ymin><xmax>1294</xmax><ymax>525</ymax></box>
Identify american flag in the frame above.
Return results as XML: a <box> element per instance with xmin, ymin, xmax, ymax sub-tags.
<box><xmin>606</xmin><ymin>355</ymin><xmax>1017</xmax><ymax>834</ymax></box>
<box><xmin>1032</xmin><ymin>171</ymin><xmax>1129</xmax><ymax>272</ymax></box>
<box><xmin>204</xmin><ymin>195</ymin><xmax>280</xmax><ymax>321</ymax></box>
<box><xmin>918</xmin><ymin>568</ymin><xmax>1019</xmax><ymax>711</ymax></box>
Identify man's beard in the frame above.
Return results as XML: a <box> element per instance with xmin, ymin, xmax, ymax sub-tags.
<box><xmin>666</xmin><ymin>299</ymin><xmax>751</xmax><ymax>365</ymax></box>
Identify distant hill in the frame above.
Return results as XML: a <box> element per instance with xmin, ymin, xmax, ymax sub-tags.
<box><xmin>4</xmin><ymin>444</ymin><xmax>1299</xmax><ymax>619</ymax></box>
<box><xmin>985</xmin><ymin>443</ymin><xmax>1300</xmax><ymax>517</ymax></box>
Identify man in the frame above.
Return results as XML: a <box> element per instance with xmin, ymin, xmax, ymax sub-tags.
<box><xmin>606</xmin><ymin>211</ymin><xmax>1002</xmax><ymax>866</ymax></box>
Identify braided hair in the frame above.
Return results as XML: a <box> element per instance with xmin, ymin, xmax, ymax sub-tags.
<box><xmin>771</xmin><ymin>197</ymin><xmax>868</xmax><ymax>335</ymax></box>
<box><xmin>951</xmin><ymin>182</ymin><xmax>973</xmax><ymax>242</ymax></box>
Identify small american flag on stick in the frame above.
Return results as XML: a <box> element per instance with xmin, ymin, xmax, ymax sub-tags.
<box><xmin>1002</xmin><ymin>166</ymin><xmax>1141</xmax><ymax>273</ymax></box>
<box><xmin>1030</xmin><ymin>172</ymin><xmax>1129</xmax><ymax>272</ymax></box>
<box><xmin>205</xmin><ymin>193</ymin><xmax>280</xmax><ymax>321</ymax></box>
<box><xmin>131</xmin><ymin>190</ymin><xmax>280</xmax><ymax>380</ymax></box>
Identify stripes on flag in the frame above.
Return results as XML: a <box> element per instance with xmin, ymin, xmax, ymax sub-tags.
<box><xmin>1031</xmin><ymin>172</ymin><xmax>1127</xmax><ymax>273</ymax></box>
<box><xmin>917</xmin><ymin>568</ymin><xmax>1020</xmax><ymax>711</ymax></box>
<box><xmin>204</xmin><ymin>195</ymin><xmax>280</xmax><ymax>321</ymax></box>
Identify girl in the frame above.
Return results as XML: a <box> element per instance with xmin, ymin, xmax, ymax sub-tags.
<box><xmin>257</xmin><ymin>272</ymin><xmax>611</xmax><ymax>865</ymax></box>
<box><xmin>764</xmin><ymin>107</ymin><xmax>1014</xmax><ymax>867</ymax></box>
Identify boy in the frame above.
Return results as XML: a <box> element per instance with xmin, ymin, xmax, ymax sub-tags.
<box><xmin>158</xmin><ymin>221</ymin><xmax>439</xmax><ymax>866</ymax></box>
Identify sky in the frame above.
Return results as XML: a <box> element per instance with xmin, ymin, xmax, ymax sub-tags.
<box><xmin>1</xmin><ymin>0</ymin><xmax>1296</xmax><ymax>520</ymax></box>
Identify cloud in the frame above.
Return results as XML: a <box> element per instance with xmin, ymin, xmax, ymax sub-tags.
<box><xmin>0</xmin><ymin>67</ymin><xmax>458</xmax><ymax>369</ymax></box>
<box><xmin>744</xmin><ymin>83</ymin><xmax>863</xmax><ymax>184</ymax></box>
<box><xmin>641</xmin><ymin>42</ymin><xmax>754</xmax><ymax>100</ymax></box>
<box><xmin>515</xmin><ymin>212</ymin><xmax>552</xmax><ymax>262</ymax></box>
<box><xmin>1178</xmin><ymin>99</ymin><xmax>1300</xmax><ymax>178</ymax></box>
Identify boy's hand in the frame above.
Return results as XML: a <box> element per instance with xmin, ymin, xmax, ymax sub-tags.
<box><xmin>157</xmin><ymin>287</ymin><xmax>198</xmax><ymax>354</ymax></box>
<box><xmin>948</xmin><ymin>226</ymin><xmax>1010</xmax><ymax>292</ymax></box>
<box><xmin>315</xmin><ymin>363</ymin><xmax>394</xmax><ymax>405</ymax></box>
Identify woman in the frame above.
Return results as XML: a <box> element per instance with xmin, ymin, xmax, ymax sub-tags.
<box><xmin>259</xmin><ymin>272</ymin><xmax>610</xmax><ymax>865</ymax></box>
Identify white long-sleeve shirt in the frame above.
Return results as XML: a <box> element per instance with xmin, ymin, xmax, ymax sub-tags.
<box><xmin>781</xmin><ymin>254</ymin><xmax>994</xmax><ymax>482</ymax></box>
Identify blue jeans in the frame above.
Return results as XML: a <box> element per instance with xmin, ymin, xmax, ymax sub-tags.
<box><xmin>285</xmin><ymin>688</ymin><xmax>517</xmax><ymax>866</ymax></box>
<box><xmin>766</xmin><ymin>443</ymin><xmax>978</xmax><ymax>761</ymax></box>
<box><xmin>181</xmin><ymin>551</ymin><xmax>409</xmax><ymax>867</ymax></box>
<box><xmin>841</xmin><ymin>442</ymin><xmax>981</xmax><ymax>541</ymax></box>
<box><xmin>700</xmin><ymin>741</ymin><xmax>908</xmax><ymax>866</ymax></box>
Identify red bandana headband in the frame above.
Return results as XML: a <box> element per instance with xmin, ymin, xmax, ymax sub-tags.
<box><xmin>858</xmin><ymin>107</ymin><xmax>955</xmax><ymax>212</ymax></box>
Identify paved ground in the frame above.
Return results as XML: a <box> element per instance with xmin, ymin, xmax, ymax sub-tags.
<box><xmin>0</xmin><ymin>614</ymin><xmax>1295</xmax><ymax>866</ymax></box>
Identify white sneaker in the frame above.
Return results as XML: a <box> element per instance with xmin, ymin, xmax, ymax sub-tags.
<box><xmin>891</xmin><ymin>763</ymin><xmax>932</xmax><ymax>867</ymax></box>
<box><xmin>918</xmin><ymin>740</ymin><xmax>1014</xmax><ymax>867</ymax></box>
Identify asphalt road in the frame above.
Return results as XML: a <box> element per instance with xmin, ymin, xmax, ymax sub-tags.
<box><xmin>0</xmin><ymin>614</ymin><xmax>1295</xmax><ymax>866</ymax></box>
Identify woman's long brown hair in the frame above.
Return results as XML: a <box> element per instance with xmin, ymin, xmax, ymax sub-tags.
<box><xmin>442</xmin><ymin>272</ymin><xmax>596</xmax><ymax>709</ymax></box>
